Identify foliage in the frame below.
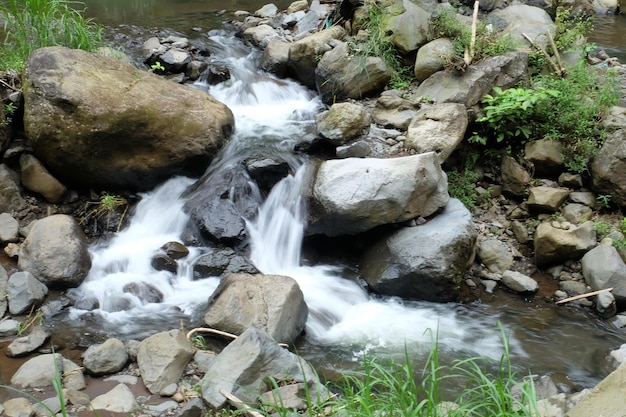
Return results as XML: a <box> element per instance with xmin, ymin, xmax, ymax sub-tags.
<box><xmin>470</xmin><ymin>86</ymin><xmax>560</xmax><ymax>146</ymax></box>
<box><xmin>80</xmin><ymin>192</ymin><xmax>129</xmax><ymax>232</ymax></box>
<box><xmin>448</xmin><ymin>169</ymin><xmax>480</xmax><ymax>209</ymax></box>
<box><xmin>0</xmin><ymin>0</ymin><xmax>103</xmax><ymax>71</ymax></box>
<box><xmin>321</xmin><ymin>326</ymin><xmax>538</xmax><ymax>417</ymax></box>
<box><xmin>358</xmin><ymin>1</ymin><xmax>413</xmax><ymax>88</ymax></box>
<box><xmin>190</xmin><ymin>334</ymin><xmax>207</xmax><ymax>350</ymax></box>
<box><xmin>431</xmin><ymin>9</ymin><xmax>518</xmax><ymax>69</ymax></box>
<box><xmin>596</xmin><ymin>194</ymin><xmax>612</xmax><ymax>210</ymax></box>
<box><xmin>16</xmin><ymin>307</ymin><xmax>44</xmax><ymax>337</ymax></box>
<box><xmin>150</xmin><ymin>61</ymin><xmax>165</xmax><ymax>73</ymax></box>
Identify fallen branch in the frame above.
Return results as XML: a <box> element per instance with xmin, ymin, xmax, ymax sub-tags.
<box><xmin>546</xmin><ymin>30</ymin><xmax>565</xmax><ymax>76</ymax></box>
<box><xmin>220</xmin><ymin>389</ymin><xmax>265</xmax><ymax>417</ymax></box>
<box><xmin>465</xmin><ymin>0</ymin><xmax>480</xmax><ymax>66</ymax></box>
<box><xmin>186</xmin><ymin>327</ymin><xmax>289</xmax><ymax>348</ymax></box>
<box><xmin>522</xmin><ymin>32</ymin><xmax>562</xmax><ymax>76</ymax></box>
<box><xmin>555</xmin><ymin>288</ymin><xmax>613</xmax><ymax>304</ymax></box>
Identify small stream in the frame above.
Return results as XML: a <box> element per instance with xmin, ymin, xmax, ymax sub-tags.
<box><xmin>49</xmin><ymin>1</ymin><xmax>626</xmax><ymax>391</ymax></box>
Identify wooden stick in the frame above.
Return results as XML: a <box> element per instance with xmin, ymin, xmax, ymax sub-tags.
<box><xmin>469</xmin><ymin>1</ymin><xmax>479</xmax><ymax>60</ymax></box>
<box><xmin>555</xmin><ymin>288</ymin><xmax>613</xmax><ymax>304</ymax></box>
<box><xmin>546</xmin><ymin>30</ymin><xmax>565</xmax><ymax>75</ymax></box>
<box><xmin>522</xmin><ymin>32</ymin><xmax>561</xmax><ymax>76</ymax></box>
<box><xmin>186</xmin><ymin>327</ymin><xmax>290</xmax><ymax>348</ymax></box>
<box><xmin>220</xmin><ymin>389</ymin><xmax>265</xmax><ymax>417</ymax></box>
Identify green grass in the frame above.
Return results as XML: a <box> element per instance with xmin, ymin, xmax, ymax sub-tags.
<box><xmin>0</xmin><ymin>0</ymin><xmax>103</xmax><ymax>71</ymax></box>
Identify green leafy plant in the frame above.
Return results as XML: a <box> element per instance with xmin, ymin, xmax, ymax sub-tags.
<box><xmin>80</xmin><ymin>192</ymin><xmax>129</xmax><ymax>232</ymax></box>
<box><xmin>16</xmin><ymin>307</ymin><xmax>44</xmax><ymax>337</ymax></box>
<box><xmin>0</xmin><ymin>0</ymin><xmax>103</xmax><ymax>71</ymax></box>
<box><xmin>470</xmin><ymin>86</ymin><xmax>560</xmax><ymax>146</ymax></box>
<box><xmin>596</xmin><ymin>194</ymin><xmax>612</xmax><ymax>209</ymax></box>
<box><xmin>150</xmin><ymin>61</ymin><xmax>165</xmax><ymax>73</ymax></box>
<box><xmin>190</xmin><ymin>334</ymin><xmax>207</xmax><ymax>350</ymax></box>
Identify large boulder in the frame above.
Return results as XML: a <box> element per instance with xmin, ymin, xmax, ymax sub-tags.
<box><xmin>487</xmin><ymin>5</ymin><xmax>556</xmax><ymax>50</ymax></box>
<box><xmin>534</xmin><ymin>221</ymin><xmax>596</xmax><ymax>267</ymax></box>
<box><xmin>380</xmin><ymin>0</ymin><xmax>431</xmax><ymax>54</ymax></box>
<box><xmin>414</xmin><ymin>38</ymin><xmax>456</xmax><ymax>82</ymax></box>
<box><xmin>315</xmin><ymin>41</ymin><xmax>391</xmax><ymax>105</ymax></box>
<box><xmin>288</xmin><ymin>26</ymin><xmax>346</xmax><ymax>89</ymax></box>
<box><xmin>592</xmin><ymin>129</ymin><xmax>626</xmax><ymax>208</ymax></box>
<box><xmin>582</xmin><ymin>244</ymin><xmax>626</xmax><ymax>306</ymax></box>
<box><xmin>360</xmin><ymin>198</ymin><xmax>477</xmax><ymax>302</ymax></box>
<box><xmin>200</xmin><ymin>327</ymin><xmax>329</xmax><ymax>409</ymax></box>
<box><xmin>136</xmin><ymin>330</ymin><xmax>195</xmax><ymax>395</ymax></box>
<box><xmin>307</xmin><ymin>152</ymin><xmax>449</xmax><ymax>236</ymax></box>
<box><xmin>22</xmin><ymin>46</ymin><xmax>234</xmax><ymax>191</ymax></box>
<box><xmin>414</xmin><ymin>51</ymin><xmax>528</xmax><ymax>107</ymax></box>
<box><xmin>203</xmin><ymin>273</ymin><xmax>308</xmax><ymax>344</ymax></box>
<box><xmin>405</xmin><ymin>103</ymin><xmax>468</xmax><ymax>163</ymax></box>
<box><xmin>18</xmin><ymin>215</ymin><xmax>91</xmax><ymax>288</ymax></box>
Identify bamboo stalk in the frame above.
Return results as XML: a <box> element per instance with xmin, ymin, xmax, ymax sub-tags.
<box><xmin>546</xmin><ymin>30</ymin><xmax>565</xmax><ymax>75</ymax></box>
<box><xmin>522</xmin><ymin>32</ymin><xmax>561</xmax><ymax>76</ymax></box>
<box><xmin>555</xmin><ymin>288</ymin><xmax>613</xmax><ymax>304</ymax></box>
<box><xmin>220</xmin><ymin>389</ymin><xmax>265</xmax><ymax>417</ymax></box>
<box><xmin>186</xmin><ymin>327</ymin><xmax>290</xmax><ymax>348</ymax></box>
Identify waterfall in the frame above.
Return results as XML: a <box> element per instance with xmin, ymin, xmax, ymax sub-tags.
<box><xmin>69</xmin><ymin>29</ymin><xmax>509</xmax><ymax>359</ymax></box>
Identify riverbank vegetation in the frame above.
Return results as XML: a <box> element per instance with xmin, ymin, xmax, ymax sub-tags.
<box><xmin>0</xmin><ymin>0</ymin><xmax>102</xmax><ymax>71</ymax></box>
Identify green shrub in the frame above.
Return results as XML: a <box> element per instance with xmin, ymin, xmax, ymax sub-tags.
<box><xmin>0</xmin><ymin>0</ymin><xmax>103</xmax><ymax>71</ymax></box>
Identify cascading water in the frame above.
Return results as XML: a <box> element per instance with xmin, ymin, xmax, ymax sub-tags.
<box><xmin>66</xmin><ymin>28</ymin><xmax>626</xmax><ymax>386</ymax></box>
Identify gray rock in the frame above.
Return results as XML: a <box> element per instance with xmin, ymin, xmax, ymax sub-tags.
<box><xmin>288</xmin><ymin>26</ymin><xmax>346</xmax><ymax>88</ymax></box>
<box><xmin>6</xmin><ymin>326</ymin><xmax>50</xmax><ymax>357</ymax></box>
<box><xmin>535</xmin><ymin>221</ymin><xmax>596</xmax><ymax>267</ymax></box>
<box><xmin>203</xmin><ymin>273</ymin><xmax>308</xmax><ymax>344</ymax></box>
<box><xmin>316</xmin><ymin>102</ymin><xmax>370</xmax><ymax>145</ymax></box>
<box><xmin>406</xmin><ymin>103</ymin><xmax>468</xmax><ymax>163</ymax></box>
<box><xmin>315</xmin><ymin>41</ymin><xmax>391</xmax><ymax>105</ymax></box>
<box><xmin>194</xmin><ymin>350</ymin><xmax>217</xmax><ymax>372</ymax></box>
<box><xmin>308</xmin><ymin>152</ymin><xmax>449</xmax><ymax>236</ymax></box>
<box><xmin>415</xmin><ymin>52</ymin><xmax>528</xmax><ymax>107</ymax></box>
<box><xmin>19</xmin><ymin>153</ymin><xmax>66</xmax><ymax>203</ymax></box>
<box><xmin>0</xmin><ymin>212</ymin><xmax>19</xmax><ymax>243</ymax></box>
<box><xmin>380</xmin><ymin>0</ymin><xmax>431</xmax><ymax>54</ymax></box>
<box><xmin>487</xmin><ymin>5</ymin><xmax>555</xmax><ymax>50</ymax></box>
<box><xmin>477</xmin><ymin>239</ymin><xmax>514</xmax><ymax>274</ymax></box>
<box><xmin>501</xmin><ymin>270</ymin><xmax>538</xmax><ymax>293</ymax></box>
<box><xmin>566</xmin><ymin>361</ymin><xmax>626</xmax><ymax>417</ymax></box>
<box><xmin>83</xmin><ymin>338</ymin><xmax>129</xmax><ymax>375</ymax></box>
<box><xmin>595</xmin><ymin>290</ymin><xmax>616</xmax><ymax>318</ymax></box>
<box><xmin>242</xmin><ymin>24</ymin><xmax>280</xmax><ymax>48</ymax></box>
<box><xmin>137</xmin><ymin>329</ymin><xmax>195</xmax><ymax>394</ymax></box>
<box><xmin>287</xmin><ymin>0</ymin><xmax>308</xmax><ymax>14</ymax></box>
<box><xmin>260</xmin><ymin>38</ymin><xmax>291</xmax><ymax>77</ymax></box>
<box><xmin>18</xmin><ymin>215</ymin><xmax>91</xmax><ymax>288</ymax></box>
<box><xmin>23</xmin><ymin>46</ymin><xmax>234</xmax><ymax>191</ymax></box>
<box><xmin>63</xmin><ymin>358</ymin><xmax>86</xmax><ymax>391</ymax></box>
<box><xmin>371</xmin><ymin>91</ymin><xmax>418</xmax><ymax>130</ymax></box>
<box><xmin>501</xmin><ymin>156</ymin><xmax>531</xmax><ymax>197</ymax></box>
<box><xmin>0</xmin><ymin>319</ymin><xmax>20</xmax><ymax>336</ymax></box>
<box><xmin>0</xmin><ymin>265</ymin><xmax>7</xmax><ymax>317</ymax></box>
<box><xmin>511</xmin><ymin>220</ymin><xmax>530</xmax><ymax>244</ymax></box>
<box><xmin>193</xmin><ymin>247</ymin><xmax>258</xmax><ymax>278</ymax></box>
<box><xmin>8</xmin><ymin>271</ymin><xmax>48</xmax><ymax>315</ymax></box>
<box><xmin>200</xmin><ymin>327</ymin><xmax>329</xmax><ymax>409</ymax></box>
<box><xmin>360</xmin><ymin>199</ymin><xmax>477</xmax><ymax>302</ymax></box>
<box><xmin>11</xmin><ymin>353</ymin><xmax>63</xmax><ymax>388</ymax></box>
<box><xmin>592</xmin><ymin>129</ymin><xmax>626</xmax><ymax>208</ymax></box>
<box><xmin>562</xmin><ymin>203</ymin><xmax>593</xmax><ymax>224</ymax></box>
<box><xmin>178</xmin><ymin>397</ymin><xmax>207</xmax><ymax>417</ymax></box>
<box><xmin>255</xmin><ymin>3</ymin><xmax>278</xmax><ymax>17</ymax></box>
<box><xmin>582</xmin><ymin>245</ymin><xmax>626</xmax><ymax>305</ymax></box>
<box><xmin>524</xmin><ymin>139</ymin><xmax>564</xmax><ymax>176</ymax></box>
<box><xmin>527</xmin><ymin>186</ymin><xmax>570</xmax><ymax>213</ymax></box>
<box><xmin>559</xmin><ymin>172</ymin><xmax>583</xmax><ymax>188</ymax></box>
<box><xmin>569</xmin><ymin>191</ymin><xmax>597</xmax><ymax>208</ymax></box>
<box><xmin>336</xmin><ymin>141</ymin><xmax>371</xmax><ymax>158</ymax></box>
<box><xmin>2</xmin><ymin>398</ymin><xmax>34</xmax><ymax>417</ymax></box>
<box><xmin>414</xmin><ymin>38</ymin><xmax>455</xmax><ymax>82</ymax></box>
<box><xmin>0</xmin><ymin>164</ymin><xmax>26</xmax><ymax>214</ymax></box>
<box><xmin>559</xmin><ymin>280</ymin><xmax>588</xmax><ymax>297</ymax></box>
<box><xmin>90</xmin><ymin>384</ymin><xmax>139</xmax><ymax>413</ymax></box>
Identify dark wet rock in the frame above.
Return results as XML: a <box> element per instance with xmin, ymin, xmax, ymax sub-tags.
<box><xmin>151</xmin><ymin>253</ymin><xmax>178</xmax><ymax>273</ymax></box>
<box><xmin>245</xmin><ymin>157</ymin><xmax>290</xmax><ymax>192</ymax></box>
<box><xmin>161</xmin><ymin>241</ymin><xmax>190</xmax><ymax>260</ymax></box>
<box><xmin>360</xmin><ymin>198</ymin><xmax>477</xmax><ymax>302</ymax></box>
<box><xmin>0</xmin><ymin>164</ymin><xmax>26</xmax><ymax>214</ymax></box>
<box><xmin>122</xmin><ymin>282</ymin><xmax>164</xmax><ymax>304</ymax></box>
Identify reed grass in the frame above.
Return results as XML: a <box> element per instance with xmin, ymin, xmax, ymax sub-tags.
<box><xmin>0</xmin><ymin>0</ymin><xmax>102</xmax><ymax>70</ymax></box>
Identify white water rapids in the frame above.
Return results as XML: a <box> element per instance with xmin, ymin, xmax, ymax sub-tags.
<box><xmin>69</xmin><ymin>30</ymin><xmax>519</xmax><ymax>366</ymax></box>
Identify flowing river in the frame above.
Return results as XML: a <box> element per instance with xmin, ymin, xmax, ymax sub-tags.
<box><xmin>55</xmin><ymin>0</ymin><xmax>626</xmax><ymax>390</ymax></box>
